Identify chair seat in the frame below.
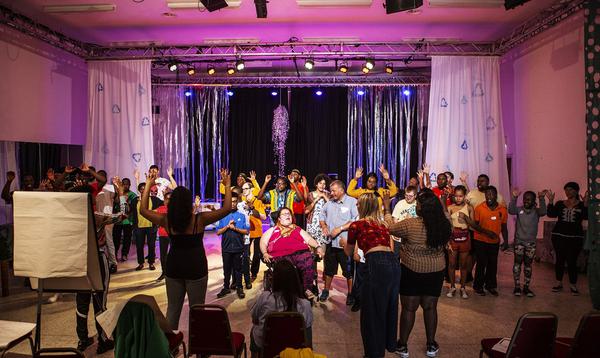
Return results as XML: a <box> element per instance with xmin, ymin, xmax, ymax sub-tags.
<box><xmin>232</xmin><ymin>332</ymin><xmax>245</xmax><ymax>353</ymax></box>
<box><xmin>481</xmin><ymin>338</ymin><xmax>507</xmax><ymax>358</ymax></box>
<box><xmin>165</xmin><ymin>331</ymin><xmax>184</xmax><ymax>350</ymax></box>
<box><xmin>555</xmin><ymin>337</ymin><xmax>573</xmax><ymax>346</ymax></box>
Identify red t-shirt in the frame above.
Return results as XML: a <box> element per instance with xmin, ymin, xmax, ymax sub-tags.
<box><xmin>347</xmin><ymin>220</ymin><xmax>391</xmax><ymax>253</ymax></box>
<box><xmin>432</xmin><ymin>186</ymin><xmax>453</xmax><ymax>206</ymax></box>
<box><xmin>156</xmin><ymin>205</ymin><xmax>168</xmax><ymax>237</ymax></box>
<box><xmin>292</xmin><ymin>183</ymin><xmax>307</xmax><ymax>215</ymax></box>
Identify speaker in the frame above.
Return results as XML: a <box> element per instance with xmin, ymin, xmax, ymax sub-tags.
<box><xmin>385</xmin><ymin>0</ymin><xmax>423</xmax><ymax>14</ymax></box>
<box><xmin>200</xmin><ymin>0</ymin><xmax>228</xmax><ymax>12</ymax></box>
<box><xmin>254</xmin><ymin>0</ymin><xmax>267</xmax><ymax>18</ymax></box>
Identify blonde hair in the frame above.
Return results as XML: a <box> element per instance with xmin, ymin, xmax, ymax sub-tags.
<box><xmin>357</xmin><ymin>193</ymin><xmax>382</xmax><ymax>223</ymax></box>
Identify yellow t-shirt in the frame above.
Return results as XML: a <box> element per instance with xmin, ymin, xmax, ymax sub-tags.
<box><xmin>137</xmin><ymin>200</ymin><xmax>154</xmax><ymax>228</ymax></box>
<box><xmin>347</xmin><ymin>178</ymin><xmax>398</xmax><ymax>206</ymax></box>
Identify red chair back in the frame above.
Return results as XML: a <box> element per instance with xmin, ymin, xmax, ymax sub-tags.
<box><xmin>568</xmin><ymin>311</ymin><xmax>600</xmax><ymax>358</ymax></box>
<box><xmin>506</xmin><ymin>312</ymin><xmax>557</xmax><ymax>358</ymax></box>
<box><xmin>189</xmin><ymin>304</ymin><xmax>237</xmax><ymax>356</ymax></box>
<box><xmin>262</xmin><ymin>312</ymin><xmax>306</xmax><ymax>358</ymax></box>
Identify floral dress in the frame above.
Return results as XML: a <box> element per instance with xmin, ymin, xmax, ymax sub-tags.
<box><xmin>306</xmin><ymin>193</ymin><xmax>329</xmax><ymax>245</ymax></box>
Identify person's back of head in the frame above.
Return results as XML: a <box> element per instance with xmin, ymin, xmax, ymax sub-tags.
<box><xmin>168</xmin><ymin>186</ymin><xmax>193</xmax><ymax>234</ymax></box>
<box><xmin>357</xmin><ymin>193</ymin><xmax>381</xmax><ymax>220</ymax></box>
<box><xmin>272</xmin><ymin>260</ymin><xmax>303</xmax><ymax>312</ymax></box>
<box><xmin>416</xmin><ymin>189</ymin><xmax>451</xmax><ymax>249</ymax></box>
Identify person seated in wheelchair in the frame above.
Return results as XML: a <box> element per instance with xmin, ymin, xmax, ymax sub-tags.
<box><xmin>250</xmin><ymin>260</ymin><xmax>313</xmax><ymax>358</ymax></box>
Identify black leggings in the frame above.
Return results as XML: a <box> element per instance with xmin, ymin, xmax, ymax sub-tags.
<box><xmin>552</xmin><ymin>235</ymin><xmax>583</xmax><ymax>284</ymax></box>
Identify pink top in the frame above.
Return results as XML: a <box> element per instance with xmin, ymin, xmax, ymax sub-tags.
<box><xmin>267</xmin><ymin>226</ymin><xmax>308</xmax><ymax>258</ymax></box>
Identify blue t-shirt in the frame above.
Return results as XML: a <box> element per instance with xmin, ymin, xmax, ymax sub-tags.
<box><xmin>215</xmin><ymin>211</ymin><xmax>249</xmax><ymax>253</ymax></box>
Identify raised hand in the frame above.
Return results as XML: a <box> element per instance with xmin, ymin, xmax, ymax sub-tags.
<box><xmin>355</xmin><ymin>167</ymin><xmax>364</xmax><ymax>180</ymax></box>
<box><xmin>379</xmin><ymin>164</ymin><xmax>390</xmax><ymax>181</ymax></box>
<box><xmin>422</xmin><ymin>163</ymin><xmax>431</xmax><ymax>174</ymax></box>
<box><xmin>287</xmin><ymin>174</ymin><xmax>295</xmax><ymax>184</ymax></box>
<box><xmin>220</xmin><ymin>168</ymin><xmax>231</xmax><ymax>187</ymax></box>
<box><xmin>80</xmin><ymin>163</ymin><xmax>90</xmax><ymax>172</ymax></box>
<box><xmin>249</xmin><ymin>170</ymin><xmax>256</xmax><ymax>181</ymax></box>
<box><xmin>417</xmin><ymin>169</ymin><xmax>424</xmax><ymax>180</ymax></box>
<box><xmin>459</xmin><ymin>171</ymin><xmax>468</xmax><ymax>183</ymax></box>
<box><xmin>133</xmin><ymin>168</ymin><xmax>140</xmax><ymax>181</ymax></box>
<box><xmin>581</xmin><ymin>190</ymin><xmax>590</xmax><ymax>206</ymax></box>
<box><xmin>6</xmin><ymin>171</ymin><xmax>15</xmax><ymax>181</ymax></box>
<box><xmin>537</xmin><ymin>190</ymin><xmax>547</xmax><ymax>199</ymax></box>
<box><xmin>511</xmin><ymin>187</ymin><xmax>520</xmax><ymax>198</ymax></box>
<box><xmin>167</xmin><ymin>166</ymin><xmax>174</xmax><ymax>177</ymax></box>
<box><xmin>146</xmin><ymin>171</ymin><xmax>157</xmax><ymax>186</ymax></box>
<box><xmin>301</xmin><ymin>176</ymin><xmax>307</xmax><ymax>187</ymax></box>
<box><xmin>546</xmin><ymin>190</ymin><xmax>555</xmax><ymax>203</ymax></box>
<box><xmin>264</xmin><ymin>174</ymin><xmax>272</xmax><ymax>184</ymax></box>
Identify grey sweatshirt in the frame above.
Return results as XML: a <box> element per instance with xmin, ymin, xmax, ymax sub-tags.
<box><xmin>508</xmin><ymin>196</ymin><xmax>547</xmax><ymax>243</ymax></box>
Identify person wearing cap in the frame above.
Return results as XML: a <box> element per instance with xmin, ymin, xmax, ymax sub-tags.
<box><xmin>290</xmin><ymin>169</ymin><xmax>308</xmax><ymax>229</ymax></box>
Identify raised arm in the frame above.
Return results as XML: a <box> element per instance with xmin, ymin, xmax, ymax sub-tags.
<box><xmin>257</xmin><ymin>174</ymin><xmax>271</xmax><ymax>202</ymax></box>
<box><xmin>167</xmin><ymin>166</ymin><xmax>177</xmax><ymax>189</ymax></box>
<box><xmin>347</xmin><ymin>167</ymin><xmax>363</xmax><ymax>198</ymax></box>
<box><xmin>249</xmin><ymin>170</ymin><xmax>261</xmax><ymax>197</ymax></box>
<box><xmin>198</xmin><ymin>169</ymin><xmax>233</xmax><ymax>227</ymax></box>
<box><xmin>288</xmin><ymin>175</ymin><xmax>305</xmax><ymax>202</ymax></box>
<box><xmin>81</xmin><ymin>163</ymin><xmax>106</xmax><ymax>187</ymax></box>
<box><xmin>459</xmin><ymin>172</ymin><xmax>470</xmax><ymax>192</ymax></box>
<box><xmin>536</xmin><ymin>191</ymin><xmax>547</xmax><ymax>216</ymax></box>
<box><xmin>1</xmin><ymin>171</ymin><xmax>15</xmax><ymax>204</ymax></box>
<box><xmin>379</xmin><ymin>164</ymin><xmax>398</xmax><ymax>197</ymax></box>
<box><xmin>140</xmin><ymin>173</ymin><xmax>167</xmax><ymax>227</ymax></box>
<box><xmin>508</xmin><ymin>188</ymin><xmax>520</xmax><ymax>215</ymax></box>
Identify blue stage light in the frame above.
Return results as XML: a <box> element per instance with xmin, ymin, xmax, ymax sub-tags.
<box><xmin>357</xmin><ymin>90</ymin><xmax>365</xmax><ymax>96</ymax></box>
<box><xmin>271</xmin><ymin>91</ymin><xmax>278</xmax><ymax>96</ymax></box>
<box><xmin>315</xmin><ymin>90</ymin><xmax>323</xmax><ymax>96</ymax></box>
<box><xmin>184</xmin><ymin>91</ymin><xmax>192</xmax><ymax>97</ymax></box>
<box><xmin>227</xmin><ymin>91</ymin><xmax>234</xmax><ymax>96</ymax></box>
<box><xmin>403</xmin><ymin>89</ymin><xmax>411</xmax><ymax>96</ymax></box>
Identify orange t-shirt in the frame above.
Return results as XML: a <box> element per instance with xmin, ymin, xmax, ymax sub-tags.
<box><xmin>474</xmin><ymin>202</ymin><xmax>507</xmax><ymax>244</ymax></box>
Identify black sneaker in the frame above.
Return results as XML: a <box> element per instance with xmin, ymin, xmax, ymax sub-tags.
<box><xmin>217</xmin><ymin>288</ymin><xmax>231</xmax><ymax>298</ymax></box>
<box><xmin>513</xmin><ymin>287</ymin><xmax>521</xmax><ymax>296</ymax></box>
<box><xmin>96</xmin><ymin>339</ymin><xmax>114</xmax><ymax>354</ymax></box>
<box><xmin>237</xmin><ymin>288</ymin><xmax>245</xmax><ymax>299</ymax></box>
<box><xmin>487</xmin><ymin>288</ymin><xmax>499</xmax><ymax>296</ymax></box>
<box><xmin>570</xmin><ymin>287</ymin><xmax>580</xmax><ymax>296</ymax></box>
<box><xmin>350</xmin><ymin>301</ymin><xmax>361</xmax><ymax>312</ymax></box>
<box><xmin>135</xmin><ymin>264</ymin><xmax>144</xmax><ymax>271</ymax></box>
<box><xmin>149</xmin><ymin>264</ymin><xmax>156</xmax><ymax>271</ymax></box>
<box><xmin>426</xmin><ymin>341</ymin><xmax>439</xmax><ymax>357</ymax></box>
<box><xmin>394</xmin><ymin>344</ymin><xmax>409</xmax><ymax>358</ymax></box>
<box><xmin>245</xmin><ymin>282</ymin><xmax>252</xmax><ymax>290</ymax></box>
<box><xmin>230</xmin><ymin>282</ymin><xmax>236</xmax><ymax>290</ymax></box>
<box><xmin>77</xmin><ymin>337</ymin><xmax>94</xmax><ymax>352</ymax></box>
<box><xmin>523</xmin><ymin>286</ymin><xmax>535</xmax><ymax>297</ymax></box>
<box><xmin>346</xmin><ymin>295</ymin><xmax>355</xmax><ymax>306</ymax></box>
<box><xmin>552</xmin><ymin>284</ymin><xmax>563</xmax><ymax>292</ymax></box>
<box><xmin>474</xmin><ymin>288</ymin><xmax>486</xmax><ymax>296</ymax></box>
<box><xmin>156</xmin><ymin>273</ymin><xmax>166</xmax><ymax>281</ymax></box>
<box><xmin>109</xmin><ymin>264</ymin><xmax>117</xmax><ymax>274</ymax></box>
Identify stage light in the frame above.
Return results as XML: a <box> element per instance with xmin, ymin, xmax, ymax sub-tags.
<box><xmin>236</xmin><ymin>59</ymin><xmax>245</xmax><ymax>71</ymax></box>
<box><xmin>304</xmin><ymin>59</ymin><xmax>314</xmax><ymax>70</ymax></box>
<box><xmin>385</xmin><ymin>63</ymin><xmax>393</xmax><ymax>74</ymax></box>
<box><xmin>187</xmin><ymin>67</ymin><xmax>196</xmax><ymax>76</ymax></box>
<box><xmin>362</xmin><ymin>65</ymin><xmax>370</xmax><ymax>74</ymax></box>
<box><xmin>357</xmin><ymin>90</ymin><xmax>365</xmax><ymax>96</ymax></box>
<box><xmin>207</xmin><ymin>66</ymin><xmax>216</xmax><ymax>75</ymax></box>
<box><xmin>227</xmin><ymin>65</ymin><xmax>236</xmax><ymax>75</ymax></box>
<box><xmin>227</xmin><ymin>90</ymin><xmax>234</xmax><ymax>96</ymax></box>
<box><xmin>339</xmin><ymin>62</ymin><xmax>348</xmax><ymax>73</ymax></box>
<box><xmin>315</xmin><ymin>90</ymin><xmax>323</xmax><ymax>96</ymax></box>
<box><xmin>271</xmin><ymin>91</ymin><xmax>278</xmax><ymax>96</ymax></box>
<box><xmin>184</xmin><ymin>91</ymin><xmax>192</xmax><ymax>97</ymax></box>
<box><xmin>168</xmin><ymin>62</ymin><xmax>178</xmax><ymax>72</ymax></box>
<box><xmin>365</xmin><ymin>59</ymin><xmax>374</xmax><ymax>70</ymax></box>
<box><xmin>385</xmin><ymin>0</ymin><xmax>423</xmax><ymax>15</ymax></box>
<box><xmin>403</xmin><ymin>89</ymin><xmax>411</xmax><ymax>96</ymax></box>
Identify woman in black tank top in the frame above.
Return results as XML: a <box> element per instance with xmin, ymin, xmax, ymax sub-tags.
<box><xmin>141</xmin><ymin>169</ymin><xmax>233</xmax><ymax>330</ymax></box>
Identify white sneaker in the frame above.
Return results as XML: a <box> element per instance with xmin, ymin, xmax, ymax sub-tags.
<box><xmin>446</xmin><ymin>287</ymin><xmax>456</xmax><ymax>298</ymax></box>
<box><xmin>460</xmin><ymin>287</ymin><xmax>469</xmax><ymax>299</ymax></box>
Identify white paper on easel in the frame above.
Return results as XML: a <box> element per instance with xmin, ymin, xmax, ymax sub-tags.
<box><xmin>492</xmin><ymin>337</ymin><xmax>511</xmax><ymax>353</ymax></box>
<box><xmin>13</xmin><ymin>192</ymin><xmax>89</xmax><ymax>278</ymax></box>
<box><xmin>97</xmin><ymin>294</ymin><xmax>172</xmax><ymax>338</ymax></box>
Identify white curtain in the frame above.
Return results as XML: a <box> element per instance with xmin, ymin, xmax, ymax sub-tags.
<box><xmin>426</xmin><ymin>56</ymin><xmax>509</xmax><ymax>198</ymax></box>
<box><xmin>85</xmin><ymin>60</ymin><xmax>154</xmax><ymax>179</ymax></box>
<box><xmin>0</xmin><ymin>141</ymin><xmax>18</xmax><ymax>225</ymax></box>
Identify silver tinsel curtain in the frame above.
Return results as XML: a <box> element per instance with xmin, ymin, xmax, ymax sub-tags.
<box><xmin>347</xmin><ymin>86</ymin><xmax>429</xmax><ymax>188</ymax></box>
<box><xmin>152</xmin><ymin>85</ymin><xmax>229</xmax><ymax>200</ymax></box>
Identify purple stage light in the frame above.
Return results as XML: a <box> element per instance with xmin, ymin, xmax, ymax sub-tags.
<box><xmin>403</xmin><ymin>89</ymin><xmax>411</xmax><ymax>96</ymax></box>
<box><xmin>357</xmin><ymin>90</ymin><xmax>365</xmax><ymax>96</ymax></box>
<box><xmin>271</xmin><ymin>91</ymin><xmax>278</xmax><ymax>96</ymax></box>
<box><xmin>227</xmin><ymin>90</ymin><xmax>234</xmax><ymax>96</ymax></box>
<box><xmin>315</xmin><ymin>90</ymin><xmax>323</xmax><ymax>96</ymax></box>
<box><xmin>184</xmin><ymin>91</ymin><xmax>192</xmax><ymax>97</ymax></box>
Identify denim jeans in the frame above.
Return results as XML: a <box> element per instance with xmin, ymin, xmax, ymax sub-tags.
<box><xmin>361</xmin><ymin>251</ymin><xmax>401</xmax><ymax>358</ymax></box>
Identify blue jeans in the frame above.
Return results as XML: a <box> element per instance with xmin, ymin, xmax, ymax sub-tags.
<box><xmin>361</xmin><ymin>251</ymin><xmax>400</xmax><ymax>358</ymax></box>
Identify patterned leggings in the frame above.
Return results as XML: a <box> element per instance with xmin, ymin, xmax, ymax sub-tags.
<box><xmin>273</xmin><ymin>250</ymin><xmax>315</xmax><ymax>292</ymax></box>
<box><xmin>513</xmin><ymin>242</ymin><xmax>536</xmax><ymax>287</ymax></box>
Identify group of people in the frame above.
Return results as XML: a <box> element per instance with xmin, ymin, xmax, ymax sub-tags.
<box><xmin>1</xmin><ymin>162</ymin><xmax>590</xmax><ymax>358</ymax></box>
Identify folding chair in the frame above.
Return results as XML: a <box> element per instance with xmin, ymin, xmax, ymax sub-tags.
<box><xmin>262</xmin><ymin>312</ymin><xmax>307</xmax><ymax>358</ymax></box>
<box><xmin>554</xmin><ymin>311</ymin><xmax>600</xmax><ymax>358</ymax></box>
<box><xmin>189</xmin><ymin>304</ymin><xmax>246</xmax><ymax>358</ymax></box>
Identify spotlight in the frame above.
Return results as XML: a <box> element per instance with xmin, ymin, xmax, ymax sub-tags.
<box><xmin>184</xmin><ymin>91</ymin><xmax>192</xmax><ymax>97</ymax></box>
<box><xmin>227</xmin><ymin>65</ymin><xmax>235</xmax><ymax>75</ymax></box>
<box><xmin>207</xmin><ymin>66</ymin><xmax>216</xmax><ymax>75</ymax></box>
<box><xmin>339</xmin><ymin>62</ymin><xmax>348</xmax><ymax>73</ymax></box>
<box><xmin>271</xmin><ymin>91</ymin><xmax>278</xmax><ymax>96</ymax></box>
<box><xmin>304</xmin><ymin>59</ymin><xmax>314</xmax><ymax>70</ymax></box>
<box><xmin>385</xmin><ymin>63</ymin><xmax>393</xmax><ymax>74</ymax></box>
<box><xmin>227</xmin><ymin>90</ymin><xmax>234</xmax><ymax>96</ymax></box>
<box><xmin>168</xmin><ymin>62</ymin><xmax>178</xmax><ymax>72</ymax></box>
<box><xmin>365</xmin><ymin>59</ymin><xmax>374</xmax><ymax>70</ymax></box>
<box><xmin>235</xmin><ymin>59</ymin><xmax>245</xmax><ymax>71</ymax></box>
<box><xmin>357</xmin><ymin>89</ymin><xmax>365</xmax><ymax>96</ymax></box>
<box><xmin>187</xmin><ymin>67</ymin><xmax>196</xmax><ymax>76</ymax></box>
<box><xmin>362</xmin><ymin>66</ymin><xmax>370</xmax><ymax>74</ymax></box>
<box><xmin>403</xmin><ymin>89</ymin><xmax>411</xmax><ymax>96</ymax></box>
<box><xmin>315</xmin><ymin>90</ymin><xmax>323</xmax><ymax>96</ymax></box>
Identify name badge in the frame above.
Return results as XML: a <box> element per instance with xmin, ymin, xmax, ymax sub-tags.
<box><xmin>491</xmin><ymin>216</ymin><xmax>497</xmax><ymax>220</ymax></box>
<box><xmin>340</xmin><ymin>207</ymin><xmax>349</xmax><ymax>214</ymax></box>
<box><xmin>519</xmin><ymin>210</ymin><xmax>524</xmax><ymax>215</ymax></box>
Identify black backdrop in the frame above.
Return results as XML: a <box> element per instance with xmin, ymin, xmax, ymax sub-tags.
<box><xmin>227</xmin><ymin>87</ymin><xmax>348</xmax><ymax>190</ymax></box>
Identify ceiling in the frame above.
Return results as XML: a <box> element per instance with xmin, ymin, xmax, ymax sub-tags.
<box><xmin>1</xmin><ymin>0</ymin><xmax>557</xmax><ymax>45</ymax></box>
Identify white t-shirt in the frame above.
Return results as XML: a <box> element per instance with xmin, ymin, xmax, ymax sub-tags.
<box><xmin>153</xmin><ymin>177</ymin><xmax>171</xmax><ymax>201</ymax></box>
<box><xmin>392</xmin><ymin>199</ymin><xmax>417</xmax><ymax>221</ymax></box>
